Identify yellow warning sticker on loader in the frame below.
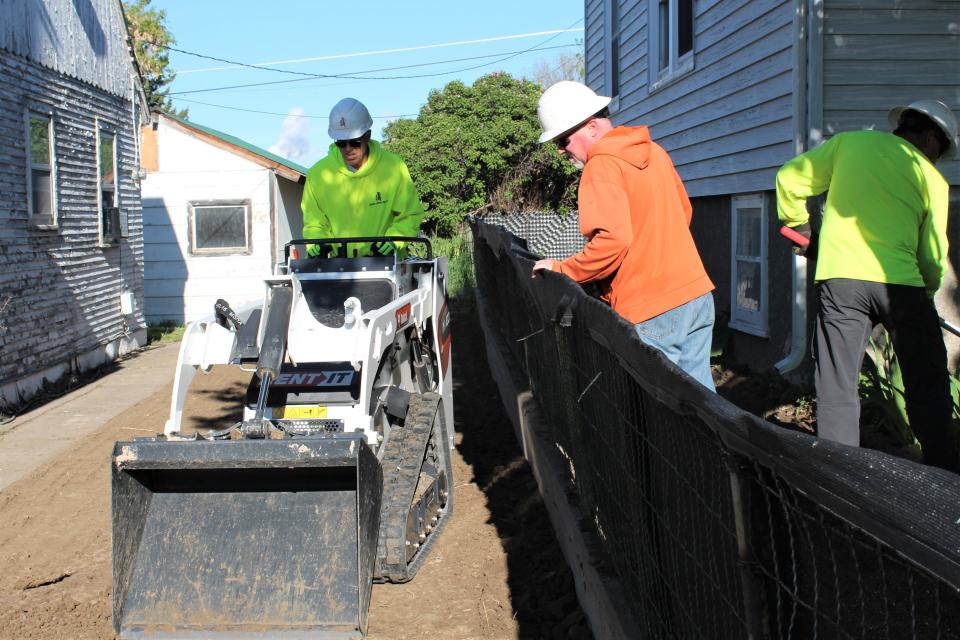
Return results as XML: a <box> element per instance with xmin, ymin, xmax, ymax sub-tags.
<box><xmin>273</xmin><ymin>406</ymin><xmax>328</xmax><ymax>419</ymax></box>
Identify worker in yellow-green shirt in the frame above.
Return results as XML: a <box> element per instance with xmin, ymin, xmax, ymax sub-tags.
<box><xmin>776</xmin><ymin>99</ymin><xmax>958</xmax><ymax>473</ymax></box>
<box><xmin>301</xmin><ymin>97</ymin><xmax>425</xmax><ymax>258</ymax></box>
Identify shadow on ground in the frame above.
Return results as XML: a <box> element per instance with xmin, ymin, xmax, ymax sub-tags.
<box><xmin>450</xmin><ymin>292</ymin><xmax>592</xmax><ymax>640</ymax></box>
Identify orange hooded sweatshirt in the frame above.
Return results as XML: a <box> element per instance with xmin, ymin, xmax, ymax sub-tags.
<box><xmin>552</xmin><ymin>126</ymin><xmax>713</xmax><ymax>323</ymax></box>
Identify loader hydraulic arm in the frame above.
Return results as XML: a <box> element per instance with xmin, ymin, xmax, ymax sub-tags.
<box><xmin>243</xmin><ymin>283</ymin><xmax>292</xmax><ymax>438</ymax></box>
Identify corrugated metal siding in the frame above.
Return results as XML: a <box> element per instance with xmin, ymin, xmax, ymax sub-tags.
<box><xmin>822</xmin><ymin>0</ymin><xmax>960</xmax><ymax>184</ymax></box>
<box><xmin>0</xmin><ymin>50</ymin><xmax>144</xmax><ymax>386</ymax></box>
<box><xmin>0</xmin><ymin>0</ymin><xmax>132</xmax><ymax>97</ymax></box>
<box><xmin>585</xmin><ymin>0</ymin><xmax>795</xmax><ymax>197</ymax></box>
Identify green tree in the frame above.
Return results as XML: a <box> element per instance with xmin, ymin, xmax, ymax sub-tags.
<box><xmin>383</xmin><ymin>72</ymin><xmax>578</xmax><ymax>236</ymax></box>
<box><xmin>122</xmin><ymin>0</ymin><xmax>186</xmax><ymax>117</ymax></box>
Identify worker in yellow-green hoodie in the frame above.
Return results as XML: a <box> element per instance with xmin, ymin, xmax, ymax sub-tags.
<box><xmin>301</xmin><ymin>98</ymin><xmax>425</xmax><ymax>258</ymax></box>
<box><xmin>777</xmin><ymin>99</ymin><xmax>959</xmax><ymax>473</ymax></box>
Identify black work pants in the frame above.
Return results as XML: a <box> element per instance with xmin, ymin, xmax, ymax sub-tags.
<box><xmin>814</xmin><ymin>279</ymin><xmax>958</xmax><ymax>472</ymax></box>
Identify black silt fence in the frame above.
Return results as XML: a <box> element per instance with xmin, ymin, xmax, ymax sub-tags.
<box><xmin>471</xmin><ymin>219</ymin><xmax>960</xmax><ymax>639</ymax></box>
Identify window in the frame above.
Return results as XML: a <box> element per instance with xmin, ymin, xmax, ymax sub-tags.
<box><xmin>188</xmin><ymin>201</ymin><xmax>251</xmax><ymax>255</ymax></box>
<box><xmin>650</xmin><ymin>0</ymin><xmax>694</xmax><ymax>90</ymax></box>
<box><xmin>98</xmin><ymin>124</ymin><xmax>119</xmax><ymax>246</ymax></box>
<box><xmin>730</xmin><ymin>194</ymin><xmax>768</xmax><ymax>337</ymax></box>
<box><xmin>606</xmin><ymin>0</ymin><xmax>621</xmax><ymax>105</ymax></box>
<box><xmin>26</xmin><ymin>111</ymin><xmax>57</xmax><ymax>226</ymax></box>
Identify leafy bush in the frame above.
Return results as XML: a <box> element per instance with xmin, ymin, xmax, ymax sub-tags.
<box><xmin>383</xmin><ymin>72</ymin><xmax>578</xmax><ymax>236</ymax></box>
<box><xmin>860</xmin><ymin>328</ymin><xmax>960</xmax><ymax>457</ymax></box>
<box><xmin>431</xmin><ymin>232</ymin><xmax>475</xmax><ymax>299</ymax></box>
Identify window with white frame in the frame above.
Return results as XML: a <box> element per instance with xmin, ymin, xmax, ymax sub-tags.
<box><xmin>98</xmin><ymin>124</ymin><xmax>119</xmax><ymax>245</ymax></box>
<box><xmin>730</xmin><ymin>194</ymin><xmax>768</xmax><ymax>337</ymax></box>
<box><xmin>606</xmin><ymin>0</ymin><xmax>621</xmax><ymax>107</ymax></box>
<box><xmin>649</xmin><ymin>0</ymin><xmax>694</xmax><ymax>90</ymax></box>
<box><xmin>188</xmin><ymin>200</ymin><xmax>251</xmax><ymax>255</ymax></box>
<box><xmin>26</xmin><ymin>111</ymin><xmax>57</xmax><ymax>226</ymax></box>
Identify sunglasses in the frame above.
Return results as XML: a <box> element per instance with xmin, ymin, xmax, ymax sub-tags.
<box><xmin>555</xmin><ymin>121</ymin><xmax>589</xmax><ymax>150</ymax></box>
<box><xmin>335</xmin><ymin>137</ymin><xmax>365</xmax><ymax>149</ymax></box>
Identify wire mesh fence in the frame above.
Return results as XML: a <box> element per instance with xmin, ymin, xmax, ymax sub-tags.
<box><xmin>471</xmin><ymin>218</ymin><xmax>960</xmax><ymax>640</ymax></box>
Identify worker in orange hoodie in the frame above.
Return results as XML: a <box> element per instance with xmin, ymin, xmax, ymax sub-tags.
<box><xmin>532</xmin><ymin>81</ymin><xmax>716</xmax><ymax>390</ymax></box>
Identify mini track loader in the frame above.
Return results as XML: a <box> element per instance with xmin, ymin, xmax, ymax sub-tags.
<box><xmin>111</xmin><ymin>237</ymin><xmax>454</xmax><ymax>638</ymax></box>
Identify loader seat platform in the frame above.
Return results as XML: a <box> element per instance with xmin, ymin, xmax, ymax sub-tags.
<box><xmin>300</xmin><ymin>278</ymin><xmax>396</xmax><ymax>328</ymax></box>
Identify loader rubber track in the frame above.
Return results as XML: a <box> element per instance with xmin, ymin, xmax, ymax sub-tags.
<box><xmin>375</xmin><ymin>391</ymin><xmax>453</xmax><ymax>582</ymax></box>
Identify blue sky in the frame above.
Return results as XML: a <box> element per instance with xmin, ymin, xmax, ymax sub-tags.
<box><xmin>151</xmin><ymin>1</ymin><xmax>585</xmax><ymax>167</ymax></box>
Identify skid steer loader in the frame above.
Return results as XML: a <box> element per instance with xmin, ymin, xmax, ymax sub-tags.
<box><xmin>111</xmin><ymin>237</ymin><xmax>454</xmax><ymax>639</ymax></box>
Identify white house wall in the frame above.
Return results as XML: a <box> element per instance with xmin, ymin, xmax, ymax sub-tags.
<box><xmin>275</xmin><ymin>176</ymin><xmax>304</xmax><ymax>261</ymax></box>
<box><xmin>142</xmin><ymin>119</ymin><xmax>276</xmax><ymax>323</ymax></box>
<box><xmin>821</xmin><ymin>0</ymin><xmax>959</xmax><ymax>184</ymax></box>
<box><xmin>0</xmin><ymin>0</ymin><xmax>134</xmax><ymax>98</ymax></box>
<box><xmin>585</xmin><ymin>0</ymin><xmax>796</xmax><ymax>197</ymax></box>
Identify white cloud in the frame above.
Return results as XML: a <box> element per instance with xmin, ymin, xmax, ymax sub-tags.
<box><xmin>268</xmin><ymin>107</ymin><xmax>311</xmax><ymax>163</ymax></box>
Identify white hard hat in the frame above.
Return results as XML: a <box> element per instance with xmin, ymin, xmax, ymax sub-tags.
<box><xmin>537</xmin><ymin>81</ymin><xmax>611</xmax><ymax>144</ymax></box>
<box><xmin>888</xmin><ymin>99</ymin><xmax>958</xmax><ymax>160</ymax></box>
<box><xmin>328</xmin><ymin>97</ymin><xmax>373</xmax><ymax>140</ymax></box>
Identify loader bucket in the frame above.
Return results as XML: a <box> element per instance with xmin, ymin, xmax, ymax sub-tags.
<box><xmin>111</xmin><ymin>435</ymin><xmax>381</xmax><ymax>639</ymax></box>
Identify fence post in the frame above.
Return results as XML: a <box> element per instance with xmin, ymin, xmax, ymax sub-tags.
<box><xmin>727</xmin><ymin>457</ymin><xmax>770</xmax><ymax>639</ymax></box>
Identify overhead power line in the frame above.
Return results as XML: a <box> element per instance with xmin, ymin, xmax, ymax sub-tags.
<box><xmin>167</xmin><ymin>42</ymin><xmax>580</xmax><ymax>96</ymax></box>
<box><xmin>174</xmin><ymin>97</ymin><xmax>414</xmax><ymax>119</ymax></box>
<box><xmin>162</xmin><ymin>17</ymin><xmax>585</xmax><ymax>89</ymax></box>
<box><xmin>176</xmin><ymin>28</ymin><xmax>586</xmax><ymax>74</ymax></box>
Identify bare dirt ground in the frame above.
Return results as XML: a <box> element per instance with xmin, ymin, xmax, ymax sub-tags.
<box><xmin>0</xmin><ymin>305</ymin><xmax>590</xmax><ymax>639</ymax></box>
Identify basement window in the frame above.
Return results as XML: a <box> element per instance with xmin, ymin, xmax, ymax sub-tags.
<box><xmin>189</xmin><ymin>200</ymin><xmax>251</xmax><ymax>255</ymax></box>
<box><xmin>26</xmin><ymin>111</ymin><xmax>58</xmax><ymax>227</ymax></box>
<box><xmin>730</xmin><ymin>194</ymin><xmax>768</xmax><ymax>337</ymax></box>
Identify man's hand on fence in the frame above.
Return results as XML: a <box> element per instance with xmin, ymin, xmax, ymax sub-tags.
<box><xmin>532</xmin><ymin>259</ymin><xmax>556</xmax><ymax>278</ymax></box>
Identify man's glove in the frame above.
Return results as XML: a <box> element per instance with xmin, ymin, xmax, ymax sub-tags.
<box><xmin>306</xmin><ymin>243</ymin><xmax>328</xmax><ymax>258</ymax></box>
<box><xmin>784</xmin><ymin>223</ymin><xmax>814</xmax><ymax>258</ymax></box>
<box><xmin>371</xmin><ymin>241</ymin><xmax>397</xmax><ymax>256</ymax></box>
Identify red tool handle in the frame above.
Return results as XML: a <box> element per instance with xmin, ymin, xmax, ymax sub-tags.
<box><xmin>779</xmin><ymin>226</ymin><xmax>810</xmax><ymax>247</ymax></box>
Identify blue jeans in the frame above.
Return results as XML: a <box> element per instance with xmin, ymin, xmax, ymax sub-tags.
<box><xmin>634</xmin><ymin>292</ymin><xmax>716</xmax><ymax>392</ymax></box>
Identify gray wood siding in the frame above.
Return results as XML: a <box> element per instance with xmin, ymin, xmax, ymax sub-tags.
<box><xmin>0</xmin><ymin>51</ymin><xmax>144</xmax><ymax>386</ymax></box>
<box><xmin>585</xmin><ymin>0</ymin><xmax>795</xmax><ymax>197</ymax></box>
<box><xmin>821</xmin><ymin>1</ymin><xmax>960</xmax><ymax>184</ymax></box>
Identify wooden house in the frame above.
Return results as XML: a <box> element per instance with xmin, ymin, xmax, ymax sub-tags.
<box><xmin>139</xmin><ymin>113</ymin><xmax>307</xmax><ymax>324</ymax></box>
<box><xmin>0</xmin><ymin>0</ymin><xmax>148</xmax><ymax>409</ymax></box>
<box><xmin>584</xmin><ymin>0</ymin><xmax>960</xmax><ymax>371</ymax></box>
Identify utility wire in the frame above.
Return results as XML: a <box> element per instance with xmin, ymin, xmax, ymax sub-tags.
<box><xmin>163</xmin><ymin>17</ymin><xmax>584</xmax><ymax>89</ymax></box>
<box><xmin>177</xmin><ymin>28</ymin><xmax>585</xmax><ymax>74</ymax></box>
<box><xmin>165</xmin><ymin>18</ymin><xmax>585</xmax><ymax>122</ymax></box>
<box><xmin>168</xmin><ymin>42</ymin><xmax>579</xmax><ymax>96</ymax></box>
<box><xmin>172</xmin><ymin>40</ymin><xmax>584</xmax><ymax>121</ymax></box>
<box><xmin>175</xmin><ymin>97</ymin><xmax>417</xmax><ymax>120</ymax></box>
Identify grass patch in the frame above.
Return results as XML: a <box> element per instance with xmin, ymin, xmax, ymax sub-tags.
<box><xmin>430</xmin><ymin>231</ymin><xmax>477</xmax><ymax>315</ymax></box>
<box><xmin>148</xmin><ymin>322</ymin><xmax>185</xmax><ymax>344</ymax></box>
<box><xmin>428</xmin><ymin>232</ymin><xmax>475</xmax><ymax>298</ymax></box>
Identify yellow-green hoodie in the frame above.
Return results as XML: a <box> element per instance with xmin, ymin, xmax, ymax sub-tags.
<box><xmin>776</xmin><ymin>129</ymin><xmax>949</xmax><ymax>294</ymax></box>
<box><xmin>301</xmin><ymin>140</ymin><xmax>425</xmax><ymax>256</ymax></box>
